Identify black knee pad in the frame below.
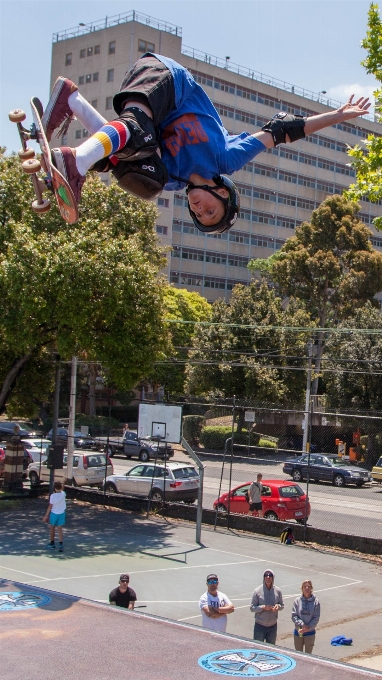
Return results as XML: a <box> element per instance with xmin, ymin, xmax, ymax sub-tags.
<box><xmin>112</xmin><ymin>154</ymin><xmax>169</xmax><ymax>200</ymax></box>
<box><xmin>114</xmin><ymin>107</ymin><xmax>159</xmax><ymax>161</ymax></box>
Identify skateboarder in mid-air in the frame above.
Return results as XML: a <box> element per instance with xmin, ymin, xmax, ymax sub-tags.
<box><xmin>43</xmin><ymin>52</ymin><xmax>370</xmax><ymax>232</ymax></box>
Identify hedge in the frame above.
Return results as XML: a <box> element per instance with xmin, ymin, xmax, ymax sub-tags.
<box><xmin>182</xmin><ymin>415</ymin><xmax>205</xmax><ymax>446</ymax></box>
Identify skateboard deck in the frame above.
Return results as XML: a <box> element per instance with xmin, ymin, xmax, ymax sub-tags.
<box><xmin>8</xmin><ymin>98</ymin><xmax>79</xmax><ymax>224</ymax></box>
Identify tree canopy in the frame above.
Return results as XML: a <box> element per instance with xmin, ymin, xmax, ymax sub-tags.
<box><xmin>0</xmin><ymin>150</ymin><xmax>168</xmax><ymax>415</ymax></box>
<box><xmin>147</xmin><ymin>286</ymin><xmax>212</xmax><ymax>396</ymax></box>
<box><xmin>185</xmin><ymin>281</ymin><xmax>311</xmax><ymax>406</ymax></box>
<box><xmin>345</xmin><ymin>3</ymin><xmax>382</xmax><ymax>228</ymax></box>
<box><xmin>324</xmin><ymin>302</ymin><xmax>382</xmax><ymax>412</ymax></box>
<box><xmin>248</xmin><ymin>194</ymin><xmax>382</xmax><ymax>394</ymax></box>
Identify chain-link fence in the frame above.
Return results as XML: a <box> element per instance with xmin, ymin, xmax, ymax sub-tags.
<box><xmin>177</xmin><ymin>397</ymin><xmax>382</xmax><ymax>541</ymax></box>
<box><xmin>30</xmin><ymin>389</ymin><xmax>382</xmax><ymax>541</ymax></box>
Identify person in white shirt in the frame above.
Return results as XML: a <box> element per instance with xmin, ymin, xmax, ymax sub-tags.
<box><xmin>43</xmin><ymin>481</ymin><xmax>66</xmax><ymax>552</ymax></box>
<box><xmin>199</xmin><ymin>573</ymin><xmax>234</xmax><ymax>632</ymax></box>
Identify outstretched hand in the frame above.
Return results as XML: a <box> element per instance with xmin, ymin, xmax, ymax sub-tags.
<box><xmin>338</xmin><ymin>95</ymin><xmax>371</xmax><ymax>120</ymax></box>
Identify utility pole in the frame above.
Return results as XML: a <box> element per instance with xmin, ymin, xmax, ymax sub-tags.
<box><xmin>49</xmin><ymin>356</ymin><xmax>61</xmax><ymax>495</ymax></box>
<box><xmin>302</xmin><ymin>341</ymin><xmax>313</xmax><ymax>453</ymax></box>
<box><xmin>66</xmin><ymin>356</ymin><xmax>77</xmax><ymax>484</ymax></box>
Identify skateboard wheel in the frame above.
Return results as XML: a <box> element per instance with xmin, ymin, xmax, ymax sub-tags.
<box><xmin>9</xmin><ymin>109</ymin><xmax>26</xmax><ymax>123</ymax></box>
<box><xmin>18</xmin><ymin>147</ymin><xmax>35</xmax><ymax>160</ymax></box>
<box><xmin>32</xmin><ymin>198</ymin><xmax>51</xmax><ymax>214</ymax></box>
<box><xmin>22</xmin><ymin>158</ymin><xmax>41</xmax><ymax>174</ymax></box>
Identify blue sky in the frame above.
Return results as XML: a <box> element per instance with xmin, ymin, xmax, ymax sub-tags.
<box><xmin>0</xmin><ymin>0</ymin><xmax>378</xmax><ymax>153</ymax></box>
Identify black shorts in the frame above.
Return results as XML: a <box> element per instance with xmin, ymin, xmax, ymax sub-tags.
<box><xmin>249</xmin><ymin>502</ymin><xmax>262</xmax><ymax>511</ymax></box>
<box><xmin>113</xmin><ymin>54</ymin><xmax>175</xmax><ymax>126</ymax></box>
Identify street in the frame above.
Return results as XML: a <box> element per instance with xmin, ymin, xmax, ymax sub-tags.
<box><xmin>109</xmin><ymin>450</ymin><xmax>382</xmax><ymax>539</ymax></box>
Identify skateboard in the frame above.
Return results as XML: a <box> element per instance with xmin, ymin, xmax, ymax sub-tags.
<box><xmin>8</xmin><ymin>97</ymin><xmax>78</xmax><ymax>224</ymax></box>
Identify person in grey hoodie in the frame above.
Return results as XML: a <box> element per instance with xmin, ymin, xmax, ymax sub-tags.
<box><xmin>291</xmin><ymin>580</ymin><xmax>320</xmax><ymax>654</ymax></box>
<box><xmin>250</xmin><ymin>569</ymin><xmax>284</xmax><ymax>644</ymax></box>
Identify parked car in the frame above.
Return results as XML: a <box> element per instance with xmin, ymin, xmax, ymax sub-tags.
<box><xmin>27</xmin><ymin>452</ymin><xmax>113</xmax><ymax>488</ymax></box>
<box><xmin>0</xmin><ymin>421</ymin><xmax>43</xmax><ymax>438</ymax></box>
<box><xmin>46</xmin><ymin>428</ymin><xmax>96</xmax><ymax>450</ymax></box>
<box><xmin>213</xmin><ymin>480</ymin><xmax>310</xmax><ymax>523</ymax></box>
<box><xmin>94</xmin><ymin>430</ymin><xmax>175</xmax><ymax>462</ymax></box>
<box><xmin>371</xmin><ymin>457</ymin><xmax>382</xmax><ymax>483</ymax></box>
<box><xmin>20</xmin><ymin>438</ymin><xmax>51</xmax><ymax>462</ymax></box>
<box><xmin>104</xmin><ymin>461</ymin><xmax>199</xmax><ymax>503</ymax></box>
<box><xmin>283</xmin><ymin>453</ymin><xmax>372</xmax><ymax>487</ymax></box>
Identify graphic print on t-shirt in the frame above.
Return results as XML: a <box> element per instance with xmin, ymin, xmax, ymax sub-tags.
<box><xmin>162</xmin><ymin>114</ymin><xmax>209</xmax><ymax>157</ymax></box>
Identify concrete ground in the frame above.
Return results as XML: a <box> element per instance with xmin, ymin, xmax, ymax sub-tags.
<box><xmin>1</xmin><ymin>498</ymin><xmax>382</xmax><ymax>677</ymax></box>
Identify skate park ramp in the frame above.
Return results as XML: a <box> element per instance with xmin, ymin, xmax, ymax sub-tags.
<box><xmin>1</xmin><ymin>579</ymin><xmax>381</xmax><ymax>680</ymax></box>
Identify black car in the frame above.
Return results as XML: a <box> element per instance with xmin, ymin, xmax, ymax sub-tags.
<box><xmin>283</xmin><ymin>453</ymin><xmax>372</xmax><ymax>487</ymax></box>
<box><xmin>46</xmin><ymin>428</ymin><xmax>96</xmax><ymax>449</ymax></box>
<box><xmin>0</xmin><ymin>421</ymin><xmax>43</xmax><ymax>438</ymax></box>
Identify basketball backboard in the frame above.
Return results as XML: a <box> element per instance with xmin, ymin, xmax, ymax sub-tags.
<box><xmin>138</xmin><ymin>404</ymin><xmax>182</xmax><ymax>443</ymax></box>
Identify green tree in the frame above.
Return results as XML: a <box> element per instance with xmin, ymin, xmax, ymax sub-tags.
<box><xmin>0</xmin><ymin>151</ymin><xmax>168</xmax><ymax>416</ymax></box>
<box><xmin>146</xmin><ymin>286</ymin><xmax>212</xmax><ymax>396</ymax></box>
<box><xmin>324</xmin><ymin>303</ymin><xmax>382</xmax><ymax>465</ymax></box>
<box><xmin>345</xmin><ymin>3</ymin><xmax>382</xmax><ymax>228</ymax></box>
<box><xmin>185</xmin><ymin>281</ymin><xmax>310</xmax><ymax>409</ymax></box>
<box><xmin>248</xmin><ymin>195</ymin><xmax>382</xmax><ymax>393</ymax></box>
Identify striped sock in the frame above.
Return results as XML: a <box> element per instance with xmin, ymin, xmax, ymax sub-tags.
<box><xmin>75</xmin><ymin>121</ymin><xmax>130</xmax><ymax>175</ymax></box>
<box><xmin>68</xmin><ymin>91</ymin><xmax>107</xmax><ymax>135</ymax></box>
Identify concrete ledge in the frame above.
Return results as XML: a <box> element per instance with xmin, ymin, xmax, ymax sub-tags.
<box><xmin>63</xmin><ymin>486</ymin><xmax>382</xmax><ymax>557</ymax></box>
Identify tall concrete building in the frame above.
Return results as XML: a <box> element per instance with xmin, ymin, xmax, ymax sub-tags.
<box><xmin>50</xmin><ymin>10</ymin><xmax>382</xmax><ymax>302</ymax></box>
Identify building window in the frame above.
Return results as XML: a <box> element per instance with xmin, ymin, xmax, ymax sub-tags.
<box><xmin>75</xmin><ymin>130</ymin><xmax>82</xmax><ymax>139</ymax></box>
<box><xmin>62</xmin><ymin>134</ymin><xmax>68</xmax><ymax>145</ymax></box>
<box><xmin>65</xmin><ymin>53</ymin><xmax>72</xmax><ymax>66</ymax></box>
<box><xmin>106</xmin><ymin>96</ymin><xmax>113</xmax><ymax>110</ymax></box>
<box><xmin>85</xmin><ymin>74</ymin><xmax>91</xmax><ymax>84</ymax></box>
<box><xmin>80</xmin><ymin>49</ymin><xmax>86</xmax><ymax>58</ymax></box>
<box><xmin>93</xmin><ymin>72</ymin><xmax>99</xmax><ymax>82</ymax></box>
<box><xmin>108</xmin><ymin>41</ymin><xmax>116</xmax><ymax>54</ymax></box>
<box><xmin>156</xmin><ymin>225</ymin><xmax>168</xmax><ymax>235</ymax></box>
<box><xmin>78</xmin><ymin>75</ymin><xmax>84</xmax><ymax>85</ymax></box>
<box><xmin>91</xmin><ymin>99</ymin><xmax>98</xmax><ymax>109</ymax></box>
<box><xmin>82</xmin><ymin>129</ymin><xmax>89</xmax><ymax>138</ymax></box>
<box><xmin>138</xmin><ymin>39</ymin><xmax>155</xmax><ymax>53</ymax></box>
<box><xmin>87</xmin><ymin>47</ymin><xmax>93</xmax><ymax>56</ymax></box>
<box><xmin>94</xmin><ymin>44</ymin><xmax>100</xmax><ymax>54</ymax></box>
<box><xmin>158</xmin><ymin>197</ymin><xmax>169</xmax><ymax>208</ymax></box>
<box><xmin>107</xmin><ymin>69</ymin><xmax>114</xmax><ymax>83</ymax></box>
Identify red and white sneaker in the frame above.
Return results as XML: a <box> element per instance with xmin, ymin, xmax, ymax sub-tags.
<box><xmin>42</xmin><ymin>77</ymin><xmax>78</xmax><ymax>142</ymax></box>
<box><xmin>51</xmin><ymin>147</ymin><xmax>86</xmax><ymax>204</ymax></box>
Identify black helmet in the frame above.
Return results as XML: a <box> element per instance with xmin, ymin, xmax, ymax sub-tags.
<box><xmin>185</xmin><ymin>175</ymin><xmax>240</xmax><ymax>234</ymax></box>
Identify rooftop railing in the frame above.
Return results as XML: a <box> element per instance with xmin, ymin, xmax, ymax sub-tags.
<box><xmin>182</xmin><ymin>45</ymin><xmax>375</xmax><ymax>121</ymax></box>
<box><xmin>53</xmin><ymin>10</ymin><xmax>182</xmax><ymax>42</ymax></box>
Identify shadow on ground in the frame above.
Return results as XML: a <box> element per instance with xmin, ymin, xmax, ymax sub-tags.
<box><xmin>0</xmin><ymin>498</ymin><xmax>176</xmax><ymax>560</ymax></box>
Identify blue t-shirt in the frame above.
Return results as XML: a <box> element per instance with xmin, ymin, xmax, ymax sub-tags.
<box><xmin>152</xmin><ymin>54</ymin><xmax>266</xmax><ymax>191</ymax></box>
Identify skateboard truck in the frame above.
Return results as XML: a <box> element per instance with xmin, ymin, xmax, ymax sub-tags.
<box><xmin>8</xmin><ymin>108</ymin><xmax>51</xmax><ymax>214</ymax></box>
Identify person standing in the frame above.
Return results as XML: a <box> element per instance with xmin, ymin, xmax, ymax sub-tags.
<box><xmin>250</xmin><ymin>569</ymin><xmax>284</xmax><ymax>644</ymax></box>
<box><xmin>248</xmin><ymin>473</ymin><xmax>263</xmax><ymax>517</ymax></box>
<box><xmin>291</xmin><ymin>580</ymin><xmax>320</xmax><ymax>654</ymax></box>
<box><xmin>43</xmin><ymin>481</ymin><xmax>66</xmax><ymax>552</ymax></box>
<box><xmin>199</xmin><ymin>573</ymin><xmax>234</xmax><ymax>632</ymax></box>
<box><xmin>109</xmin><ymin>574</ymin><xmax>137</xmax><ymax>610</ymax></box>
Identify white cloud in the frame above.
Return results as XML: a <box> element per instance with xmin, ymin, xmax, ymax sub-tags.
<box><xmin>326</xmin><ymin>83</ymin><xmax>376</xmax><ymax>109</ymax></box>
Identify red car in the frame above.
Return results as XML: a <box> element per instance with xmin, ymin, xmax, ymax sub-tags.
<box><xmin>213</xmin><ymin>479</ymin><xmax>310</xmax><ymax>524</ymax></box>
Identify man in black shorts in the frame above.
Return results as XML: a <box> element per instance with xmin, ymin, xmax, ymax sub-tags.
<box><xmin>109</xmin><ymin>573</ymin><xmax>137</xmax><ymax>610</ymax></box>
<box><xmin>248</xmin><ymin>473</ymin><xmax>263</xmax><ymax>518</ymax></box>
<box><xmin>42</xmin><ymin>53</ymin><xmax>370</xmax><ymax>233</ymax></box>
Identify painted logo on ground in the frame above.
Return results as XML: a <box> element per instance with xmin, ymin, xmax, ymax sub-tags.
<box><xmin>0</xmin><ymin>591</ymin><xmax>52</xmax><ymax>611</ymax></box>
<box><xmin>198</xmin><ymin>649</ymin><xmax>296</xmax><ymax>676</ymax></box>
